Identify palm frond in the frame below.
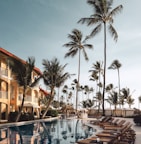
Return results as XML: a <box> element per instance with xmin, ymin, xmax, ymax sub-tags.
<box><xmin>108</xmin><ymin>24</ymin><xmax>118</xmax><ymax>42</ymax></box>
<box><xmin>109</xmin><ymin>5</ymin><xmax>123</xmax><ymax>17</ymax></box>
<box><xmin>90</xmin><ymin>24</ymin><xmax>102</xmax><ymax>37</ymax></box>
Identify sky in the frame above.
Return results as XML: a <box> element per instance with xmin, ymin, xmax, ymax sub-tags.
<box><xmin>0</xmin><ymin>0</ymin><xmax>141</xmax><ymax>108</ymax></box>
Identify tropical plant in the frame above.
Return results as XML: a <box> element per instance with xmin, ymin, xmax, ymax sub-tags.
<box><xmin>120</xmin><ymin>87</ymin><xmax>130</xmax><ymax>99</ymax></box>
<box><xmin>107</xmin><ymin>90</ymin><xmax>118</xmax><ymax>113</ymax></box>
<box><xmin>63</xmin><ymin>29</ymin><xmax>93</xmax><ymax>112</ymax></box>
<box><xmin>138</xmin><ymin>96</ymin><xmax>141</xmax><ymax>109</ymax></box>
<box><xmin>89</xmin><ymin>70</ymin><xmax>98</xmax><ymax>92</ymax></box>
<box><xmin>41</xmin><ymin>58</ymin><xmax>70</xmax><ymax>118</ymax></box>
<box><xmin>121</xmin><ymin>87</ymin><xmax>135</xmax><ymax>109</ymax></box>
<box><xmin>108</xmin><ymin>59</ymin><xmax>122</xmax><ymax>97</ymax></box>
<box><xmin>78</xmin><ymin>0</ymin><xmax>123</xmax><ymax>115</ymax></box>
<box><xmin>94</xmin><ymin>91</ymin><xmax>102</xmax><ymax>112</ymax></box>
<box><xmin>80</xmin><ymin>99</ymin><xmax>94</xmax><ymax>109</ymax></box>
<box><xmin>80</xmin><ymin>100</ymin><xmax>88</xmax><ymax>109</ymax></box>
<box><xmin>126</xmin><ymin>96</ymin><xmax>134</xmax><ymax>109</ymax></box>
<box><xmin>83</xmin><ymin>85</ymin><xmax>89</xmax><ymax>99</ymax></box>
<box><xmin>89</xmin><ymin>61</ymin><xmax>103</xmax><ymax>95</ymax></box>
<box><xmin>8</xmin><ymin>57</ymin><xmax>40</xmax><ymax>122</ymax></box>
<box><xmin>62</xmin><ymin>85</ymin><xmax>68</xmax><ymax>104</ymax></box>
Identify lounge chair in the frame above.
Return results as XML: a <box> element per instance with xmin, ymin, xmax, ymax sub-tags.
<box><xmin>77</xmin><ymin>136</ymin><xmax>114</xmax><ymax>144</ymax></box>
<box><xmin>103</xmin><ymin>120</ymin><xmax>128</xmax><ymax>130</ymax></box>
<box><xmin>99</xmin><ymin>118</ymin><xmax>120</xmax><ymax>128</ymax></box>
<box><xmin>90</xmin><ymin>116</ymin><xmax>113</xmax><ymax>125</ymax></box>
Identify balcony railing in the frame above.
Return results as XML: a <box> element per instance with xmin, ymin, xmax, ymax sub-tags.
<box><xmin>25</xmin><ymin>95</ymin><xmax>32</xmax><ymax>102</ymax></box>
<box><xmin>0</xmin><ymin>67</ymin><xmax>8</xmax><ymax>77</ymax></box>
<box><xmin>33</xmin><ymin>98</ymin><xmax>38</xmax><ymax>103</ymax></box>
<box><xmin>18</xmin><ymin>95</ymin><xmax>32</xmax><ymax>102</ymax></box>
<box><xmin>0</xmin><ymin>91</ymin><xmax>8</xmax><ymax>99</ymax></box>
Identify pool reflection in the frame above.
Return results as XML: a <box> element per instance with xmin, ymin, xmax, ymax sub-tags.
<box><xmin>0</xmin><ymin>119</ymin><xmax>96</xmax><ymax>144</ymax></box>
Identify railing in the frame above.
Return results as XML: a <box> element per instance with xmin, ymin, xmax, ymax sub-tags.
<box><xmin>0</xmin><ymin>67</ymin><xmax>8</xmax><ymax>77</ymax></box>
<box><xmin>25</xmin><ymin>95</ymin><xmax>32</xmax><ymax>102</ymax></box>
<box><xmin>18</xmin><ymin>95</ymin><xmax>39</xmax><ymax>104</ymax></box>
<box><xmin>33</xmin><ymin>98</ymin><xmax>38</xmax><ymax>103</ymax></box>
<box><xmin>0</xmin><ymin>91</ymin><xmax>8</xmax><ymax>99</ymax></box>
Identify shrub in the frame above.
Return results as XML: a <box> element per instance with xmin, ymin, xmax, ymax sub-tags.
<box><xmin>41</xmin><ymin>109</ymin><xmax>58</xmax><ymax>117</ymax></box>
<box><xmin>8</xmin><ymin>111</ymin><xmax>18</xmax><ymax>122</ymax></box>
<box><xmin>133</xmin><ymin>115</ymin><xmax>141</xmax><ymax>125</ymax></box>
<box><xmin>19</xmin><ymin>112</ymin><xmax>34</xmax><ymax>121</ymax></box>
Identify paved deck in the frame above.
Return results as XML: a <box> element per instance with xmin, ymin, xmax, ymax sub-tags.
<box><xmin>79</xmin><ymin>117</ymin><xmax>141</xmax><ymax>144</ymax></box>
<box><xmin>116</xmin><ymin>117</ymin><xmax>141</xmax><ymax>144</ymax></box>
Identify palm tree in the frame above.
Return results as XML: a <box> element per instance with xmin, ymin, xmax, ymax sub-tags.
<box><xmin>89</xmin><ymin>61</ymin><xmax>103</xmax><ymax>95</ymax></box>
<box><xmin>62</xmin><ymin>85</ymin><xmax>68</xmax><ymax>104</ymax></box>
<box><xmin>138</xmin><ymin>96</ymin><xmax>141</xmax><ymax>109</ymax></box>
<box><xmin>78</xmin><ymin>0</ymin><xmax>123</xmax><ymax>115</ymax></box>
<box><xmin>120</xmin><ymin>87</ymin><xmax>130</xmax><ymax>99</ymax></box>
<box><xmin>108</xmin><ymin>59</ymin><xmax>122</xmax><ymax>97</ymax></box>
<box><xmin>63</xmin><ymin>29</ymin><xmax>93</xmax><ymax>112</ymax></box>
<box><xmin>107</xmin><ymin>90</ymin><xmax>118</xmax><ymax>116</ymax></box>
<box><xmin>89</xmin><ymin>70</ymin><xmax>98</xmax><ymax>93</ymax></box>
<box><xmin>120</xmin><ymin>87</ymin><xmax>135</xmax><ymax>109</ymax></box>
<box><xmin>94</xmin><ymin>91</ymin><xmax>102</xmax><ymax>113</ymax></box>
<box><xmin>41</xmin><ymin>58</ymin><xmax>70</xmax><ymax>118</ymax></box>
<box><xmin>8</xmin><ymin>57</ymin><xmax>39</xmax><ymax>122</ymax></box>
<box><xmin>126</xmin><ymin>96</ymin><xmax>134</xmax><ymax>109</ymax></box>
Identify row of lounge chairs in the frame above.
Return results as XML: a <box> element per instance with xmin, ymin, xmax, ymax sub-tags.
<box><xmin>77</xmin><ymin>116</ymin><xmax>136</xmax><ymax>144</ymax></box>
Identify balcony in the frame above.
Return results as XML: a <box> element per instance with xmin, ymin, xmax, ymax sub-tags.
<box><xmin>25</xmin><ymin>95</ymin><xmax>32</xmax><ymax>102</ymax></box>
<box><xmin>18</xmin><ymin>95</ymin><xmax>32</xmax><ymax>102</ymax></box>
<box><xmin>0</xmin><ymin>91</ymin><xmax>8</xmax><ymax>99</ymax></box>
<box><xmin>0</xmin><ymin>67</ymin><xmax>8</xmax><ymax>77</ymax></box>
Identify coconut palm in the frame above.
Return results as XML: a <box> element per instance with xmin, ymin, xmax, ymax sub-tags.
<box><xmin>89</xmin><ymin>61</ymin><xmax>103</xmax><ymax>94</ymax></box>
<box><xmin>107</xmin><ymin>90</ymin><xmax>118</xmax><ymax>116</ymax></box>
<box><xmin>121</xmin><ymin>87</ymin><xmax>135</xmax><ymax>109</ymax></box>
<box><xmin>63</xmin><ymin>29</ymin><xmax>93</xmax><ymax>112</ymax></box>
<box><xmin>62</xmin><ymin>85</ymin><xmax>68</xmax><ymax>104</ymax></box>
<box><xmin>120</xmin><ymin>87</ymin><xmax>130</xmax><ymax>99</ymax></box>
<box><xmin>126</xmin><ymin>96</ymin><xmax>134</xmax><ymax>109</ymax></box>
<box><xmin>108</xmin><ymin>59</ymin><xmax>122</xmax><ymax>97</ymax></box>
<box><xmin>78</xmin><ymin>0</ymin><xmax>123</xmax><ymax>115</ymax></box>
<box><xmin>41</xmin><ymin>58</ymin><xmax>70</xmax><ymax>118</ymax></box>
<box><xmin>118</xmin><ymin>96</ymin><xmax>125</xmax><ymax>109</ymax></box>
<box><xmin>8</xmin><ymin>57</ymin><xmax>40</xmax><ymax>122</ymax></box>
<box><xmin>94</xmin><ymin>91</ymin><xmax>102</xmax><ymax>113</ymax></box>
<box><xmin>138</xmin><ymin>96</ymin><xmax>141</xmax><ymax>109</ymax></box>
<box><xmin>89</xmin><ymin>70</ymin><xmax>98</xmax><ymax>92</ymax></box>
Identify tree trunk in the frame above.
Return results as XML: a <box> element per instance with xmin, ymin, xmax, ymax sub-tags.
<box><xmin>42</xmin><ymin>98</ymin><xmax>53</xmax><ymax>118</ymax></box>
<box><xmin>16</xmin><ymin>91</ymin><xmax>25</xmax><ymax>122</ymax></box>
<box><xmin>42</xmin><ymin>87</ymin><xmax>54</xmax><ymax>118</ymax></box>
<box><xmin>102</xmin><ymin>22</ymin><xmax>107</xmax><ymax>116</ymax></box>
<box><xmin>76</xmin><ymin>49</ymin><xmax>81</xmax><ymax>113</ymax></box>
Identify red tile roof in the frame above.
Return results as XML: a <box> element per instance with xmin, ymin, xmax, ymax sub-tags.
<box><xmin>0</xmin><ymin>47</ymin><xmax>42</xmax><ymax>75</ymax></box>
<box><xmin>39</xmin><ymin>87</ymin><xmax>50</xmax><ymax>96</ymax></box>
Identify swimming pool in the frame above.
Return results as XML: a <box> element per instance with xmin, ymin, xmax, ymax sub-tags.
<box><xmin>0</xmin><ymin>119</ymin><xmax>96</xmax><ymax>144</ymax></box>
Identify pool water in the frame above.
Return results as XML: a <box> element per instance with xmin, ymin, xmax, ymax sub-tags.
<box><xmin>0</xmin><ymin>119</ymin><xmax>96</xmax><ymax>144</ymax></box>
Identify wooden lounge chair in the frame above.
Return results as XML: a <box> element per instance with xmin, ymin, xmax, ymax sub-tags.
<box><xmin>77</xmin><ymin>138</ymin><xmax>93</xmax><ymax>144</ymax></box>
<box><xmin>103</xmin><ymin>119</ymin><xmax>126</xmax><ymax>128</ymax></box>
<box><xmin>90</xmin><ymin>116</ymin><xmax>113</xmax><ymax>125</ymax></box>
<box><xmin>100</xmin><ymin>118</ymin><xmax>120</xmax><ymax>128</ymax></box>
<box><xmin>103</xmin><ymin>121</ymin><xmax>129</xmax><ymax>130</ymax></box>
<box><xmin>102</xmin><ymin>123</ymin><xmax>135</xmax><ymax>144</ymax></box>
<box><xmin>77</xmin><ymin>135</ymin><xmax>115</xmax><ymax>144</ymax></box>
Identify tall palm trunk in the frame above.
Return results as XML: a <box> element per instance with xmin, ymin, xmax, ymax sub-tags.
<box><xmin>76</xmin><ymin>49</ymin><xmax>81</xmax><ymax>113</ymax></box>
<box><xmin>58</xmin><ymin>88</ymin><xmax>60</xmax><ymax>109</ymax></box>
<box><xmin>118</xmin><ymin>68</ymin><xmax>120</xmax><ymax>96</ymax></box>
<box><xmin>102</xmin><ymin>22</ymin><xmax>107</xmax><ymax>116</ymax></box>
<box><xmin>16</xmin><ymin>89</ymin><xmax>25</xmax><ymax>122</ymax></box>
